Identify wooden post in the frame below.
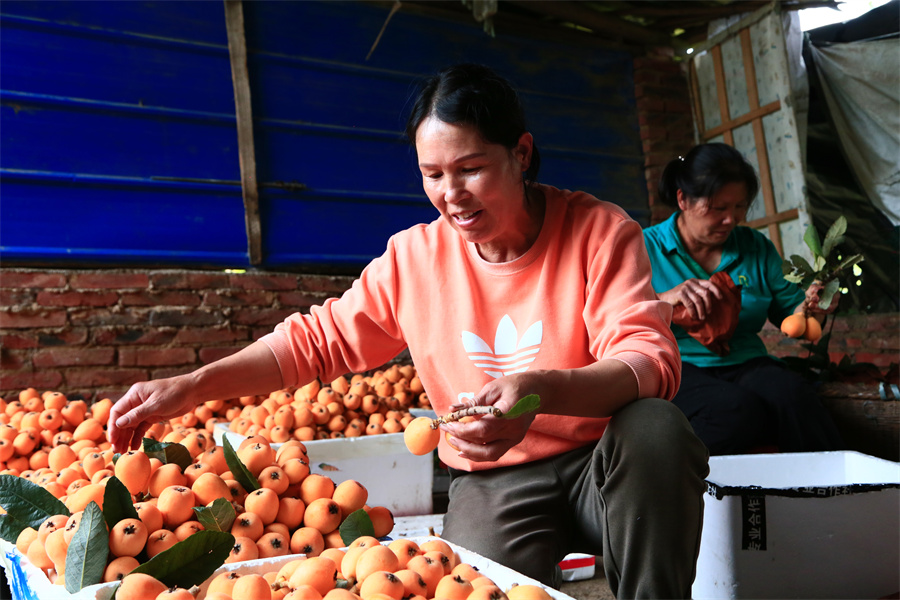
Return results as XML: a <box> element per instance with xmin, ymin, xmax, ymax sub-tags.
<box><xmin>224</xmin><ymin>0</ymin><xmax>262</xmax><ymax>265</ymax></box>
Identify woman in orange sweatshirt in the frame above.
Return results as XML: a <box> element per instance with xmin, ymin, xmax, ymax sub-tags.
<box><xmin>109</xmin><ymin>64</ymin><xmax>708</xmax><ymax>598</ymax></box>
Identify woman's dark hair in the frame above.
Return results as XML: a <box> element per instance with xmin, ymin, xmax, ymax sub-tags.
<box><xmin>658</xmin><ymin>143</ymin><xmax>759</xmax><ymax>209</ymax></box>
<box><xmin>405</xmin><ymin>63</ymin><xmax>541</xmax><ymax>183</ymax></box>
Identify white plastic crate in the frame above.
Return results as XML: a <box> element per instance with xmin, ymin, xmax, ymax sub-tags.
<box><xmin>213</xmin><ymin>423</ymin><xmax>433</xmax><ymax>517</ymax></box>
<box><xmin>693</xmin><ymin>451</ymin><xmax>900</xmax><ymax>599</ymax></box>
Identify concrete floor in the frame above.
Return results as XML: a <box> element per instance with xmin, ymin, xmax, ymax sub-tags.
<box><xmin>559</xmin><ymin>558</ymin><xmax>615</xmax><ymax>600</ymax></box>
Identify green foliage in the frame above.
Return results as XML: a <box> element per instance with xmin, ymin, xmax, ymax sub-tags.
<box><xmin>502</xmin><ymin>394</ymin><xmax>541</xmax><ymax>419</ymax></box>
<box><xmin>221</xmin><ymin>435</ymin><xmax>261</xmax><ymax>493</ymax></box>
<box><xmin>130</xmin><ymin>530</ymin><xmax>234</xmax><ymax>589</ymax></box>
<box><xmin>193</xmin><ymin>497</ymin><xmax>236</xmax><ymax>533</ymax></box>
<box><xmin>65</xmin><ymin>501</ymin><xmax>108</xmax><ymax>593</ymax></box>
<box><xmin>0</xmin><ymin>474</ymin><xmax>69</xmax><ymax>538</ymax></box>
<box><xmin>142</xmin><ymin>437</ymin><xmax>192</xmax><ymax>472</ymax></box>
<box><xmin>782</xmin><ymin>216</ymin><xmax>864</xmax><ymax>310</ymax></box>
<box><xmin>102</xmin><ymin>476</ymin><xmax>140</xmax><ymax>529</ymax></box>
<box><xmin>339</xmin><ymin>508</ymin><xmax>376</xmax><ymax>546</ymax></box>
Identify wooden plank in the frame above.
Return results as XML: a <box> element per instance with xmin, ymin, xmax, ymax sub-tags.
<box><xmin>711</xmin><ymin>44</ymin><xmax>733</xmax><ymax>146</ymax></box>
<box><xmin>699</xmin><ymin>100</ymin><xmax>780</xmax><ymax>140</ymax></box>
<box><xmin>224</xmin><ymin>0</ymin><xmax>262</xmax><ymax>266</ymax></box>
<box><xmin>689</xmin><ymin>58</ymin><xmax>706</xmax><ymax>136</ymax></box>
<box><xmin>744</xmin><ymin>208</ymin><xmax>798</xmax><ymax>229</ymax></box>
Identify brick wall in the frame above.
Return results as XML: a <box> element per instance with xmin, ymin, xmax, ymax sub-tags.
<box><xmin>0</xmin><ymin>268</ymin><xmax>355</xmax><ymax>402</ymax></box>
<box><xmin>633</xmin><ymin>48</ymin><xmax>696</xmax><ymax>226</ymax></box>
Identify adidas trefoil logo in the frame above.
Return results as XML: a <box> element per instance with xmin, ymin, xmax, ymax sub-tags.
<box><xmin>461</xmin><ymin>315</ymin><xmax>542</xmax><ymax>379</ymax></box>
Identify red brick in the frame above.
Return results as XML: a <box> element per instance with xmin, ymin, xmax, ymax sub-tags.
<box><xmin>120</xmin><ymin>291</ymin><xmax>202</xmax><ymax>307</ymax></box>
<box><xmin>38</xmin><ymin>329</ymin><xmax>90</xmax><ymax>347</ymax></box>
<box><xmin>69</xmin><ymin>310</ymin><xmax>146</xmax><ymax>327</ymax></box>
<box><xmin>199</xmin><ymin>346</ymin><xmax>242</xmax><ymax>364</ymax></box>
<box><xmin>65</xmin><ymin>368</ymin><xmax>149</xmax><ymax>388</ymax></box>
<box><xmin>70</xmin><ymin>272</ymin><xmax>149</xmax><ymax>290</ymax></box>
<box><xmin>0</xmin><ymin>333</ymin><xmax>38</xmax><ymax>349</ymax></box>
<box><xmin>231</xmin><ymin>308</ymin><xmax>297</xmax><ymax>327</ymax></box>
<box><xmin>203</xmin><ymin>290</ymin><xmax>274</xmax><ymax>307</ymax></box>
<box><xmin>0</xmin><ymin>309</ymin><xmax>67</xmax><ymax>329</ymax></box>
<box><xmin>297</xmin><ymin>275</ymin><xmax>355</xmax><ymax>294</ymax></box>
<box><xmin>665</xmin><ymin>99</ymin><xmax>693</xmax><ymax>113</ymax></box>
<box><xmin>0</xmin><ymin>370</ymin><xmax>64</xmax><ymax>394</ymax></box>
<box><xmin>0</xmin><ymin>271</ymin><xmax>66</xmax><ymax>289</ymax></box>
<box><xmin>868</xmin><ymin>335</ymin><xmax>900</xmax><ymax>350</ymax></box>
<box><xmin>277</xmin><ymin>291</ymin><xmax>328</xmax><ymax>309</ymax></box>
<box><xmin>852</xmin><ymin>352</ymin><xmax>895</xmax><ymax>368</ymax></box>
<box><xmin>0</xmin><ymin>290</ymin><xmax>35</xmax><ymax>307</ymax></box>
<box><xmin>229</xmin><ymin>273</ymin><xmax>297</xmax><ymax>291</ymax></box>
<box><xmin>33</xmin><ymin>347</ymin><xmax>115</xmax><ymax>368</ymax></box>
<box><xmin>150</xmin><ymin>271</ymin><xmax>229</xmax><ymax>290</ymax></box>
<box><xmin>36</xmin><ymin>290</ymin><xmax>119</xmax><ymax>307</ymax></box>
<box><xmin>0</xmin><ymin>350</ymin><xmax>27</xmax><ymax>370</ymax></box>
<box><xmin>175</xmin><ymin>327</ymin><xmax>249</xmax><ymax>344</ymax></box>
<box><xmin>91</xmin><ymin>328</ymin><xmax>177</xmax><ymax>346</ymax></box>
<box><xmin>119</xmin><ymin>347</ymin><xmax>196</xmax><ymax>367</ymax></box>
<box><xmin>147</xmin><ymin>309</ymin><xmax>224</xmax><ymax>327</ymax></box>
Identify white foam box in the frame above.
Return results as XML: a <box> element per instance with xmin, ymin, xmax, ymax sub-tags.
<box><xmin>391</xmin><ymin>514</ymin><xmax>596</xmax><ymax>583</ymax></box>
<box><xmin>213</xmin><ymin>423</ymin><xmax>433</xmax><ymax>517</ymax></box>
<box><xmin>693</xmin><ymin>451</ymin><xmax>900</xmax><ymax>600</ymax></box>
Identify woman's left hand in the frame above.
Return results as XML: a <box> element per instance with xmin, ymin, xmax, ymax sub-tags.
<box><xmin>804</xmin><ymin>280</ymin><xmax>839</xmax><ymax>317</ymax></box>
<box><xmin>440</xmin><ymin>373</ymin><xmax>540</xmax><ymax>462</ymax></box>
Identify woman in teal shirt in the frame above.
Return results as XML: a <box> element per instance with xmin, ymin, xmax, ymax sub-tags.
<box><xmin>643</xmin><ymin>143</ymin><xmax>843</xmax><ymax>455</ymax></box>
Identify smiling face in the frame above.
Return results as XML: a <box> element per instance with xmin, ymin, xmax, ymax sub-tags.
<box><xmin>415</xmin><ymin>116</ymin><xmax>541</xmax><ymax>263</ymax></box>
<box><xmin>677</xmin><ymin>180</ymin><xmax>750</xmax><ymax>250</ymax></box>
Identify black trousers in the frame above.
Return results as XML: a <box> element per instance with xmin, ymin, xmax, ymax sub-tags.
<box><xmin>441</xmin><ymin>398</ymin><xmax>709</xmax><ymax>599</ymax></box>
<box><xmin>674</xmin><ymin>356</ymin><xmax>844</xmax><ymax>455</ymax></box>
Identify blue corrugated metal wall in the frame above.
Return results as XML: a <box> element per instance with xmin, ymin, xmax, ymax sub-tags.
<box><xmin>0</xmin><ymin>0</ymin><xmax>645</xmax><ymax>272</ymax></box>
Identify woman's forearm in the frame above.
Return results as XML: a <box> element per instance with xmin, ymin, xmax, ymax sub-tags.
<box><xmin>534</xmin><ymin>360</ymin><xmax>640</xmax><ymax>419</ymax></box>
<box><xmin>186</xmin><ymin>340</ymin><xmax>285</xmax><ymax>404</ymax></box>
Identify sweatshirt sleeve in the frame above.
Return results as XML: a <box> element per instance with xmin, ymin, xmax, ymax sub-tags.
<box><xmin>260</xmin><ymin>237</ymin><xmax>409</xmax><ymax>389</ymax></box>
<box><xmin>585</xmin><ymin>216</ymin><xmax>681</xmax><ymax>400</ymax></box>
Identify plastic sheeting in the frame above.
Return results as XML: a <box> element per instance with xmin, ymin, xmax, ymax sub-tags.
<box><xmin>808</xmin><ymin>39</ymin><xmax>900</xmax><ymax>225</ymax></box>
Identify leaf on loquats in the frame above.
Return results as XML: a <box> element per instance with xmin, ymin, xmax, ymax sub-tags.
<box><xmin>221</xmin><ymin>436</ymin><xmax>261</xmax><ymax>493</ymax></box>
<box><xmin>131</xmin><ymin>529</ymin><xmax>235</xmax><ymax>590</ymax></box>
<box><xmin>339</xmin><ymin>508</ymin><xmax>376</xmax><ymax>547</ymax></box>
<box><xmin>193</xmin><ymin>497</ymin><xmax>237</xmax><ymax>533</ymax></box>
<box><xmin>0</xmin><ymin>473</ymin><xmax>70</xmax><ymax>534</ymax></box>
<box><xmin>142</xmin><ymin>438</ymin><xmax>192</xmax><ymax>472</ymax></box>
<box><xmin>102</xmin><ymin>476</ymin><xmax>140</xmax><ymax>529</ymax></box>
<box><xmin>65</xmin><ymin>501</ymin><xmax>108</xmax><ymax>593</ymax></box>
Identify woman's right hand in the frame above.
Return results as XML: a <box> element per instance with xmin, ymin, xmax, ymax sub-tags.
<box><xmin>108</xmin><ymin>375</ymin><xmax>199</xmax><ymax>453</ymax></box>
<box><xmin>658</xmin><ymin>278</ymin><xmax>724</xmax><ymax>321</ymax></box>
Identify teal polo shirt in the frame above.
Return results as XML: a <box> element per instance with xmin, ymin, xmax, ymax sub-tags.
<box><xmin>643</xmin><ymin>212</ymin><xmax>805</xmax><ymax>367</ymax></box>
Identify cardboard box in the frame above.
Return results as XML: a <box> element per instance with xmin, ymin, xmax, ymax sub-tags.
<box><xmin>214</xmin><ymin>424</ymin><xmax>433</xmax><ymax>517</ymax></box>
<box><xmin>693</xmin><ymin>451</ymin><xmax>900</xmax><ymax>599</ymax></box>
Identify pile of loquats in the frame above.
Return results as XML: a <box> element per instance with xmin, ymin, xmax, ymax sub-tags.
<box><xmin>225</xmin><ymin>365</ymin><xmax>432</xmax><ymax>444</ymax></box>
<box><xmin>115</xmin><ymin>534</ymin><xmax>557</xmax><ymax>600</ymax></box>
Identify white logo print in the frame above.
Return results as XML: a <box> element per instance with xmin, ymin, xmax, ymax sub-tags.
<box><xmin>461</xmin><ymin>315</ymin><xmax>542</xmax><ymax>379</ymax></box>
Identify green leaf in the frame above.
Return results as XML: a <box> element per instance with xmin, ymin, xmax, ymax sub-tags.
<box><xmin>817</xmin><ymin>278</ymin><xmax>841</xmax><ymax>311</ymax></box>
<box><xmin>821</xmin><ymin>216</ymin><xmax>848</xmax><ymax>258</ymax></box>
<box><xmin>193</xmin><ymin>498</ymin><xmax>236</xmax><ymax>533</ymax></box>
<box><xmin>102</xmin><ymin>476</ymin><xmax>139</xmax><ymax>529</ymax></box>
<box><xmin>501</xmin><ymin>394</ymin><xmax>541</xmax><ymax>419</ymax></box>
<box><xmin>339</xmin><ymin>509</ymin><xmax>375</xmax><ymax>546</ymax></box>
<box><xmin>789</xmin><ymin>255</ymin><xmax>815</xmax><ymax>277</ymax></box>
<box><xmin>836</xmin><ymin>253</ymin><xmax>864</xmax><ymax>273</ymax></box>
<box><xmin>142</xmin><ymin>438</ymin><xmax>192</xmax><ymax>472</ymax></box>
<box><xmin>0</xmin><ymin>474</ymin><xmax>69</xmax><ymax>529</ymax></box>
<box><xmin>131</xmin><ymin>530</ymin><xmax>234</xmax><ymax>589</ymax></box>
<box><xmin>0</xmin><ymin>513</ymin><xmax>32</xmax><ymax>544</ymax></box>
<box><xmin>803</xmin><ymin>223</ymin><xmax>823</xmax><ymax>258</ymax></box>
<box><xmin>65</xmin><ymin>501</ymin><xmax>108</xmax><ymax>593</ymax></box>
<box><xmin>221</xmin><ymin>435</ymin><xmax>260</xmax><ymax>493</ymax></box>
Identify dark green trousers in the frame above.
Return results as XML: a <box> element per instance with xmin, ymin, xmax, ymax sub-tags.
<box><xmin>442</xmin><ymin>398</ymin><xmax>709</xmax><ymax>599</ymax></box>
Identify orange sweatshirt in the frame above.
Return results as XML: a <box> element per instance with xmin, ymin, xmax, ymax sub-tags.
<box><xmin>261</xmin><ymin>184</ymin><xmax>680</xmax><ymax>471</ymax></box>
